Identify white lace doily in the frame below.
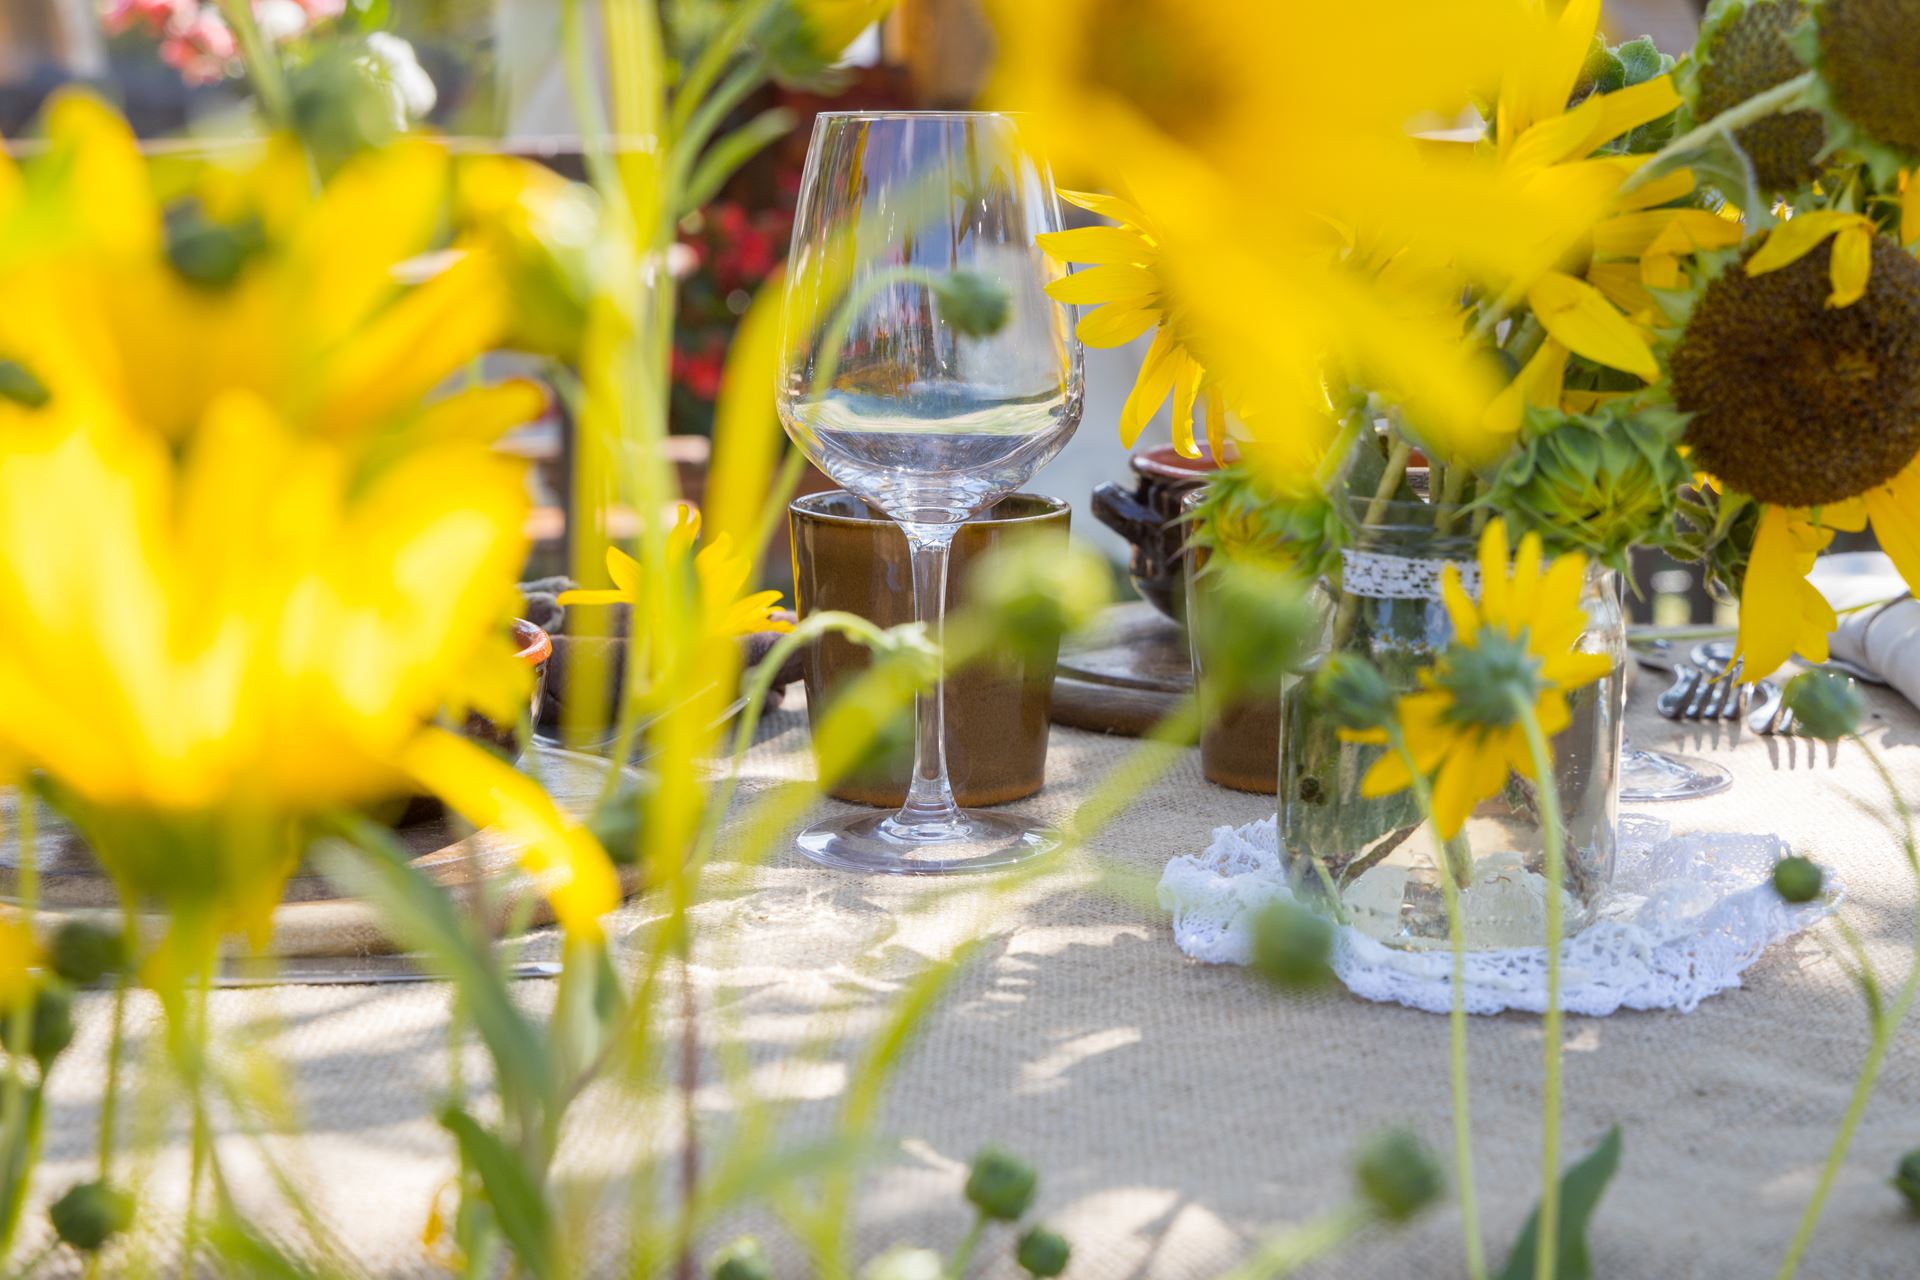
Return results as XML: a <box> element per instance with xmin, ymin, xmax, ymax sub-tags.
<box><xmin>1157</xmin><ymin>815</ymin><xmax>1840</xmax><ymax>1016</ymax></box>
<box><xmin>1339</xmin><ymin>548</ymin><xmax>1481</xmax><ymax>601</ymax></box>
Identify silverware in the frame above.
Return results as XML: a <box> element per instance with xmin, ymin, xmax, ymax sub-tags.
<box><xmin>208</xmin><ymin>959</ymin><xmax>563</xmax><ymax>988</ymax></box>
<box><xmin>1748</xmin><ymin>682</ymin><xmax>1795</xmax><ymax>735</ymax></box>
<box><xmin>1656</xmin><ymin>664</ymin><xmax>1703</xmax><ymax>718</ymax></box>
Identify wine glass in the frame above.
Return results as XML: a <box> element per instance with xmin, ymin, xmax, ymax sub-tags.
<box><xmin>777</xmin><ymin>111</ymin><xmax>1084</xmax><ymax>874</ymax></box>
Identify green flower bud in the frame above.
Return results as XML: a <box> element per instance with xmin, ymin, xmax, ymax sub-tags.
<box><xmin>1015</xmin><ymin>1226</ymin><xmax>1071</xmax><ymax>1277</ymax></box>
<box><xmin>1783</xmin><ymin>670</ymin><xmax>1863</xmax><ymax>742</ymax></box>
<box><xmin>966</xmin><ymin>1147</ymin><xmax>1038</xmax><ymax>1221</ymax></box>
<box><xmin>931</xmin><ymin>270</ymin><xmax>1012</xmax><ymax>338</ymax></box>
<box><xmin>1192</xmin><ymin>559</ymin><xmax>1317</xmax><ymax>699</ymax></box>
<box><xmin>1312</xmin><ymin>654</ymin><xmax>1397</xmax><ymax>733</ymax></box>
<box><xmin>1893</xmin><ymin>1149</ymin><xmax>1920</xmax><ymax>1213</ymax></box>
<box><xmin>49</xmin><ymin>920</ymin><xmax>128</xmax><ymax>987</ymax></box>
<box><xmin>860</xmin><ymin>1246</ymin><xmax>944</xmax><ymax>1280</ymax></box>
<box><xmin>965</xmin><ymin>535</ymin><xmax>1111</xmax><ymax>665</ymax></box>
<box><xmin>0</xmin><ymin>359</ymin><xmax>49</xmax><ymax>410</ymax></box>
<box><xmin>1489</xmin><ymin>402</ymin><xmax>1691</xmax><ymax>569</ymax></box>
<box><xmin>710</xmin><ymin>1236</ymin><xmax>774</xmax><ymax>1280</ymax></box>
<box><xmin>1772</xmin><ymin>855</ymin><xmax>1824</xmax><ymax>904</ymax></box>
<box><xmin>29</xmin><ymin>983</ymin><xmax>74</xmax><ymax>1068</ymax></box>
<box><xmin>49</xmin><ymin>1180</ymin><xmax>133</xmax><ymax>1253</ymax></box>
<box><xmin>164</xmin><ymin>204</ymin><xmax>266</xmax><ymax>290</ymax></box>
<box><xmin>1353</xmin><ymin>1129</ymin><xmax>1444</xmax><ymax>1224</ymax></box>
<box><xmin>1250</xmin><ymin>901</ymin><xmax>1334</xmax><ymax>989</ymax></box>
<box><xmin>1187</xmin><ymin>464</ymin><xmax>1345</xmax><ymax>579</ymax></box>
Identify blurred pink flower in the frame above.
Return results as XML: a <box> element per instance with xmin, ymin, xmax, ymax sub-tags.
<box><xmin>99</xmin><ymin>0</ymin><xmax>344</xmax><ymax>85</ymax></box>
<box><xmin>100</xmin><ymin>0</ymin><xmax>193</xmax><ymax>35</ymax></box>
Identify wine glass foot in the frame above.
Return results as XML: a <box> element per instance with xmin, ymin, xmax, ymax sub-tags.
<box><xmin>1621</xmin><ymin>746</ymin><xmax>1732</xmax><ymax>803</ymax></box>
<box><xmin>795</xmin><ymin>809</ymin><xmax>1058</xmax><ymax>875</ymax></box>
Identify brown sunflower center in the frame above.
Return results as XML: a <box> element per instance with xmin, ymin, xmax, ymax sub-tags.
<box><xmin>1819</xmin><ymin>0</ymin><xmax>1920</xmax><ymax>153</ymax></box>
<box><xmin>1080</xmin><ymin>0</ymin><xmax>1228</xmax><ymax>149</ymax></box>
<box><xmin>1695</xmin><ymin>0</ymin><xmax>1824</xmax><ymax>193</ymax></box>
<box><xmin>1672</xmin><ymin>236</ymin><xmax>1920</xmax><ymax>507</ymax></box>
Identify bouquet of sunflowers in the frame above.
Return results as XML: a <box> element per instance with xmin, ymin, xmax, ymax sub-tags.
<box><xmin>1042</xmin><ymin>0</ymin><xmax>1920</xmax><ymax>682</ymax></box>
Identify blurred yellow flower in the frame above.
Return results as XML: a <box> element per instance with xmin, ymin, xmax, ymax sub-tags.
<box><xmin>1039</xmin><ymin>190</ymin><xmax>1225</xmax><ymax>458</ymax></box>
<box><xmin>0</xmin><ymin>392</ymin><xmax>616</xmax><ymax>938</ymax></box>
<box><xmin>986</xmin><ymin>0</ymin><xmax>1618</xmax><ymax>458</ymax></box>
<box><xmin>1342</xmin><ymin>520</ymin><xmax>1612</xmax><ymax>836</ymax></box>
<box><xmin>0</xmin><ymin>92</ymin><xmax>546</xmax><ymax>446</ymax></box>
<box><xmin>560</xmin><ymin>505</ymin><xmax>792</xmax><ymax>640</ymax></box>
<box><xmin>0</xmin><ymin>917</ymin><xmax>38</xmax><ymax>1014</ymax></box>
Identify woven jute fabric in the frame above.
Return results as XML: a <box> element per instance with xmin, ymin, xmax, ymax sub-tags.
<box><xmin>32</xmin><ymin>679</ymin><xmax>1920</xmax><ymax>1278</ymax></box>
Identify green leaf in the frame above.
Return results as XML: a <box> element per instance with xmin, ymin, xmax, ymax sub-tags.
<box><xmin>440</xmin><ymin>1106</ymin><xmax>554</xmax><ymax>1280</ymax></box>
<box><xmin>204</xmin><ymin>1219</ymin><xmax>333</xmax><ymax>1280</ymax></box>
<box><xmin>317</xmin><ymin>815</ymin><xmax>552</xmax><ymax>1120</ymax></box>
<box><xmin>1676</xmin><ymin>128</ymin><xmax>1772</xmax><ymax>228</ymax></box>
<box><xmin>682</xmin><ymin>108</ymin><xmax>797</xmax><ymax>215</ymax></box>
<box><xmin>1614</xmin><ymin>37</ymin><xmax>1671</xmax><ymax>88</ymax></box>
<box><xmin>1498</xmin><ymin>1126</ymin><xmax>1625</xmax><ymax>1280</ymax></box>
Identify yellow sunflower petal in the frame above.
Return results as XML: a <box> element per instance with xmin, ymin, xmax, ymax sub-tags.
<box><xmin>1118</xmin><ymin>329</ymin><xmax>1179</xmax><ymax>447</ymax></box>
<box><xmin>1360</xmin><ymin>748</ymin><xmax>1417</xmax><ymax>800</ymax></box>
<box><xmin>1481</xmin><ymin>337</ymin><xmax>1567</xmax><ymax>443</ymax></box>
<box><xmin>1476</xmin><ymin>519</ymin><xmax>1512</xmax><ymax>625</ymax></box>
<box><xmin>1527</xmin><ymin>271</ymin><xmax>1660</xmax><ymax>381</ymax></box>
<box><xmin>1863</xmin><ymin>458</ymin><xmax>1920</xmax><ymax>586</ymax></box>
<box><xmin>1431</xmin><ymin>744</ymin><xmax>1503</xmax><ymax>838</ymax></box>
<box><xmin>402</xmin><ymin>728</ymin><xmax>619</xmax><ymax>938</ymax></box>
<box><xmin>1035</xmin><ymin>225</ymin><xmax>1152</xmax><ymax>266</ymax></box>
<box><xmin>1441</xmin><ymin>564</ymin><xmax>1481</xmax><ymax>639</ymax></box>
<box><xmin>1614</xmin><ymin>165</ymin><xmax>1695</xmax><ymax>211</ymax></box>
<box><xmin>1168</xmin><ymin>359</ymin><xmax>1204</xmax><ymax>457</ymax></box>
<box><xmin>1592</xmin><ymin>208</ymin><xmax>1743</xmax><ymax>257</ymax></box>
<box><xmin>1735</xmin><ymin>506</ymin><xmax>1836</xmax><ymax>674</ymax></box>
<box><xmin>1902</xmin><ymin>170</ymin><xmax>1920</xmax><ymax>250</ymax></box>
<box><xmin>606</xmin><ymin>545</ymin><xmax>641</xmax><ymax>596</ymax></box>
<box><xmin>553</xmin><ymin>588</ymin><xmax>628</xmax><ymax>606</ymax></box>
<box><xmin>1204</xmin><ymin>385</ymin><xmax>1228</xmax><ymax>463</ymax></box>
<box><xmin>1745</xmin><ymin>212</ymin><xmax>1869</xmax><ymax>277</ymax></box>
<box><xmin>1056</xmin><ymin>188</ymin><xmax>1153</xmax><ymax>231</ymax></box>
<box><xmin>1044</xmin><ymin>263</ymin><xmax>1159</xmax><ymax>306</ymax></box>
<box><xmin>1827</xmin><ymin>223</ymin><xmax>1873</xmax><ymax>308</ymax></box>
<box><xmin>1075</xmin><ymin>300</ymin><xmax>1160</xmax><ymax>348</ymax></box>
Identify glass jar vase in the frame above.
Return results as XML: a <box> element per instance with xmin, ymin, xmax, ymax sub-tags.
<box><xmin>1278</xmin><ymin>499</ymin><xmax>1625</xmax><ymax>950</ymax></box>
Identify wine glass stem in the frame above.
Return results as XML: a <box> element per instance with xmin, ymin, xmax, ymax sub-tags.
<box><xmin>897</xmin><ymin>522</ymin><xmax>964</xmax><ymax>832</ymax></box>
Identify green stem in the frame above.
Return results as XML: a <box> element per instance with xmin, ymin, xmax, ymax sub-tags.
<box><xmin>1217</xmin><ymin>1203</ymin><xmax>1372</xmax><ymax>1280</ymax></box>
<box><xmin>1619</xmin><ymin>72</ymin><xmax>1820</xmax><ymax>198</ymax></box>
<box><xmin>1329</xmin><ymin>436</ymin><xmax>1415</xmax><ymax>650</ymax></box>
<box><xmin>1513</xmin><ymin>693</ymin><xmax>1567</xmax><ymax>1280</ymax></box>
<box><xmin>1388</xmin><ymin>730</ymin><xmax>1484</xmax><ymax>1280</ymax></box>
<box><xmin>668</xmin><ymin>0</ymin><xmax>780</xmax><ymax>134</ymax></box>
<box><xmin>215</xmin><ymin>0</ymin><xmax>293</xmax><ymax>129</ymax></box>
<box><xmin>1775</xmin><ymin>737</ymin><xmax>1920</xmax><ymax>1278</ymax></box>
<box><xmin>948</xmin><ymin>1211</ymin><xmax>987</xmax><ymax>1279</ymax></box>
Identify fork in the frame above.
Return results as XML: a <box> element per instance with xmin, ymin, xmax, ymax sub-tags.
<box><xmin>1748</xmin><ymin>682</ymin><xmax>1796</xmax><ymax>735</ymax></box>
<box><xmin>1657</xmin><ymin>660</ymin><xmax>1753</xmax><ymax>721</ymax></box>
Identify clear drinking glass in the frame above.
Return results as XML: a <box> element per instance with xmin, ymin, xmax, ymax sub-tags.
<box><xmin>776</xmin><ymin>111</ymin><xmax>1084</xmax><ymax>873</ymax></box>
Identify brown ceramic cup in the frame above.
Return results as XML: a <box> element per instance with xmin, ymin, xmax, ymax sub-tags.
<box><xmin>1091</xmin><ymin>443</ymin><xmax>1230</xmax><ymax>621</ymax></box>
<box><xmin>790</xmin><ymin>491</ymin><xmax>1070</xmax><ymax>808</ymax></box>
<box><xmin>1182</xmin><ymin>496</ymin><xmax>1282</xmax><ymax>795</ymax></box>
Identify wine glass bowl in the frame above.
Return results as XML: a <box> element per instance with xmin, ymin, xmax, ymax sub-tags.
<box><xmin>777</xmin><ymin>111</ymin><xmax>1084</xmax><ymax>873</ymax></box>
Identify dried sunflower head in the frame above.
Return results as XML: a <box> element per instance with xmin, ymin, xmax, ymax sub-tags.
<box><xmin>1815</xmin><ymin>0</ymin><xmax>1920</xmax><ymax>158</ymax></box>
<box><xmin>1671</xmin><ymin>236</ymin><xmax>1920</xmax><ymax>507</ymax></box>
<box><xmin>1693</xmin><ymin>0</ymin><xmax>1826</xmax><ymax>192</ymax></box>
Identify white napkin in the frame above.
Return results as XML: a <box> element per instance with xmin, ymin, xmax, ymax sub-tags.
<box><xmin>1830</xmin><ymin>596</ymin><xmax>1920</xmax><ymax>710</ymax></box>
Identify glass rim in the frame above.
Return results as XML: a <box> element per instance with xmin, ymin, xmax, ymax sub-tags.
<box><xmin>810</xmin><ymin>109</ymin><xmax>1023</xmax><ymax>121</ymax></box>
<box><xmin>790</xmin><ymin>489</ymin><xmax>1069</xmax><ymax>528</ymax></box>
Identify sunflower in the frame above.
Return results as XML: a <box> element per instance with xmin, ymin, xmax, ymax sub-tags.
<box><xmin>985</xmin><ymin>0</ymin><xmax>1625</xmax><ymax>469</ymax></box>
<box><xmin>559</xmin><ymin>505</ymin><xmax>793</xmax><ymax>640</ymax></box>
<box><xmin>1341</xmin><ymin>519</ymin><xmax>1613</xmax><ymax>837</ymax></box>
<box><xmin>1671</xmin><ymin>221</ymin><xmax>1920</xmax><ymax>672</ymax></box>
<box><xmin>1474</xmin><ymin>0</ymin><xmax>1742</xmax><ymax>446</ymax></box>
<box><xmin>1038</xmin><ymin>190</ymin><xmax>1227</xmax><ymax>458</ymax></box>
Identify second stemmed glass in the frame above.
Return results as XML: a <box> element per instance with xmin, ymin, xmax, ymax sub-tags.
<box><xmin>777</xmin><ymin>111</ymin><xmax>1084</xmax><ymax>874</ymax></box>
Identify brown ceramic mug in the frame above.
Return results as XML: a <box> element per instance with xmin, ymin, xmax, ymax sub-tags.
<box><xmin>1090</xmin><ymin>443</ymin><xmax>1229</xmax><ymax>621</ymax></box>
<box><xmin>1182</xmin><ymin>495</ymin><xmax>1281</xmax><ymax>795</ymax></box>
<box><xmin>790</xmin><ymin>491</ymin><xmax>1069</xmax><ymax>807</ymax></box>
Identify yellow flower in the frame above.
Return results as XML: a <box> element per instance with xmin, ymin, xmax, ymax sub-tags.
<box><xmin>0</xmin><ymin>917</ymin><xmax>39</xmax><ymax>1014</ymax></box>
<box><xmin>1038</xmin><ymin>190</ymin><xmax>1227</xmax><ymax>458</ymax></box>
<box><xmin>1471</xmin><ymin>0</ymin><xmax>1739</xmax><ymax>448</ymax></box>
<box><xmin>1743</xmin><ymin>210</ymin><xmax>1880</xmax><ymax>306</ymax></box>
<box><xmin>0</xmin><ymin>92</ymin><xmax>547</xmax><ymax>446</ymax></box>
<box><xmin>559</xmin><ymin>505</ymin><xmax>793</xmax><ymax>640</ymax></box>
<box><xmin>1341</xmin><ymin>520</ymin><xmax>1612</xmax><ymax>837</ymax></box>
<box><xmin>0</xmin><ymin>393</ymin><xmax>616</xmax><ymax>938</ymax></box>
<box><xmin>985</xmin><ymin>0</ymin><xmax>1619</xmax><ymax>470</ymax></box>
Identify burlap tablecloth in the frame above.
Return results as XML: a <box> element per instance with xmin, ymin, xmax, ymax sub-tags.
<box><xmin>34</xmin><ymin>677</ymin><xmax>1920</xmax><ymax>1278</ymax></box>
